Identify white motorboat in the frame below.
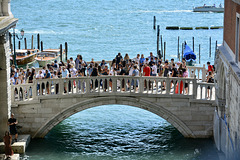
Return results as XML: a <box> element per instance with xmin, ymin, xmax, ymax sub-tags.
<box><xmin>193</xmin><ymin>5</ymin><xmax>224</xmax><ymax>13</ymax></box>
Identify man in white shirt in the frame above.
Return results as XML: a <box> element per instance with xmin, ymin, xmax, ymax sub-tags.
<box><xmin>62</xmin><ymin>67</ymin><xmax>69</xmax><ymax>93</ymax></box>
<box><xmin>151</xmin><ymin>62</ymin><xmax>157</xmax><ymax>76</ymax></box>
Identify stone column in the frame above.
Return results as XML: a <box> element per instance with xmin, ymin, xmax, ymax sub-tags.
<box><xmin>0</xmin><ymin>32</ymin><xmax>11</xmax><ymax>138</ymax></box>
<box><xmin>2</xmin><ymin>0</ymin><xmax>13</xmax><ymax>17</ymax></box>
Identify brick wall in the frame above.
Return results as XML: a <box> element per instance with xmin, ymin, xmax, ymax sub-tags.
<box><xmin>224</xmin><ymin>0</ymin><xmax>240</xmax><ymax>62</ymax></box>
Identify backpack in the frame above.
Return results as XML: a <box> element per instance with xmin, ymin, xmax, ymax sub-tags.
<box><xmin>212</xmin><ymin>65</ymin><xmax>215</xmax><ymax>72</ymax></box>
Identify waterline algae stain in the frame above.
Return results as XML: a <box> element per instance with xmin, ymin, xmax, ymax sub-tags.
<box><xmin>11</xmin><ymin>0</ymin><xmax>223</xmax><ymax>159</ymax></box>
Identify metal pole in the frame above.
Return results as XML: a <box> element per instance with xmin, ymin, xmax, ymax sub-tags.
<box><xmin>13</xmin><ymin>28</ymin><xmax>16</xmax><ymax>66</ymax></box>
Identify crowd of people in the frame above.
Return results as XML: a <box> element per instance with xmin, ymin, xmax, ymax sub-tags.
<box><xmin>10</xmin><ymin>52</ymin><xmax>215</xmax><ymax>95</ymax></box>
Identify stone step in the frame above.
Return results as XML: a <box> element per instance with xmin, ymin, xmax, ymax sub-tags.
<box><xmin>0</xmin><ymin>135</ymin><xmax>31</xmax><ymax>154</ymax></box>
<box><xmin>0</xmin><ymin>154</ymin><xmax>20</xmax><ymax>160</ymax></box>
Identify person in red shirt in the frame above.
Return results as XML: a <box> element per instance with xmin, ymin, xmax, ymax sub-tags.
<box><xmin>143</xmin><ymin>64</ymin><xmax>151</xmax><ymax>89</ymax></box>
<box><xmin>207</xmin><ymin>62</ymin><xmax>214</xmax><ymax>74</ymax></box>
<box><xmin>143</xmin><ymin>64</ymin><xmax>151</xmax><ymax>76</ymax></box>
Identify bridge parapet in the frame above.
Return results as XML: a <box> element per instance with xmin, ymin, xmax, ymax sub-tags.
<box><xmin>11</xmin><ymin>75</ymin><xmax>215</xmax><ymax>105</ymax></box>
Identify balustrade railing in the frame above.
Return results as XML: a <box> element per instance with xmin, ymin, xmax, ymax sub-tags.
<box><xmin>11</xmin><ymin>75</ymin><xmax>215</xmax><ymax>103</ymax></box>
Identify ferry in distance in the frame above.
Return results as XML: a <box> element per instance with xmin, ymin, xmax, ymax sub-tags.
<box><xmin>193</xmin><ymin>4</ymin><xmax>224</xmax><ymax>13</ymax></box>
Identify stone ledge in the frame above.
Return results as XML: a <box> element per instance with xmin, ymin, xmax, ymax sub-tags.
<box><xmin>0</xmin><ymin>154</ymin><xmax>19</xmax><ymax>160</ymax></box>
<box><xmin>0</xmin><ymin>135</ymin><xmax>30</xmax><ymax>154</ymax></box>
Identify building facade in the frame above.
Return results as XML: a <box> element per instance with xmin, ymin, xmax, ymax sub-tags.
<box><xmin>214</xmin><ymin>0</ymin><xmax>240</xmax><ymax>159</ymax></box>
<box><xmin>0</xmin><ymin>0</ymin><xmax>18</xmax><ymax>137</ymax></box>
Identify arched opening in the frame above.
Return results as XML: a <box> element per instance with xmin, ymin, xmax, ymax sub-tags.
<box><xmin>26</xmin><ymin>105</ymin><xmax>219</xmax><ymax>159</ymax></box>
<box><xmin>33</xmin><ymin>96</ymin><xmax>195</xmax><ymax>138</ymax></box>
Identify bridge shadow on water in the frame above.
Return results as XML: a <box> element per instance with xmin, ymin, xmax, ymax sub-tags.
<box><xmin>25</xmin><ymin>105</ymin><xmax>219</xmax><ymax>160</ymax></box>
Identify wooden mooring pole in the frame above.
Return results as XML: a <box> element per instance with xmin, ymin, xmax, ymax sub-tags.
<box><xmin>18</xmin><ymin>41</ymin><xmax>21</xmax><ymax>49</ymax></box>
<box><xmin>60</xmin><ymin>44</ymin><xmax>63</xmax><ymax>62</ymax></box>
<box><xmin>182</xmin><ymin>43</ymin><xmax>184</xmax><ymax>60</ymax></box>
<box><xmin>177</xmin><ymin>36</ymin><xmax>180</xmax><ymax>60</ymax></box>
<box><xmin>24</xmin><ymin>38</ymin><xmax>27</xmax><ymax>49</ymax></box>
<box><xmin>157</xmin><ymin>25</ymin><xmax>160</xmax><ymax>56</ymax></box>
<box><xmin>37</xmin><ymin>34</ymin><xmax>40</xmax><ymax>50</ymax></box>
<box><xmin>164</xmin><ymin>42</ymin><xmax>166</xmax><ymax>61</ymax></box>
<box><xmin>192</xmin><ymin>37</ymin><xmax>194</xmax><ymax>52</ymax></box>
<box><xmin>161</xmin><ymin>35</ymin><xmax>163</xmax><ymax>59</ymax></box>
<box><xmin>153</xmin><ymin>16</ymin><xmax>156</xmax><ymax>30</ymax></box>
<box><xmin>65</xmin><ymin>42</ymin><xmax>68</xmax><ymax>61</ymax></box>
<box><xmin>209</xmin><ymin>37</ymin><xmax>211</xmax><ymax>57</ymax></box>
<box><xmin>199</xmin><ymin>44</ymin><xmax>201</xmax><ymax>64</ymax></box>
<box><xmin>31</xmin><ymin>35</ymin><xmax>34</xmax><ymax>49</ymax></box>
<box><xmin>41</xmin><ymin>41</ymin><xmax>43</xmax><ymax>51</ymax></box>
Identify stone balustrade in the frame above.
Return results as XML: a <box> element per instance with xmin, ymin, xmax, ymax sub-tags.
<box><xmin>11</xmin><ymin>75</ymin><xmax>215</xmax><ymax>104</ymax></box>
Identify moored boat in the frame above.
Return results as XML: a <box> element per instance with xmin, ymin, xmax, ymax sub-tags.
<box><xmin>193</xmin><ymin>5</ymin><xmax>224</xmax><ymax>12</ymax></box>
<box><xmin>10</xmin><ymin>49</ymin><xmax>39</xmax><ymax>67</ymax></box>
<box><xmin>35</xmin><ymin>49</ymin><xmax>65</xmax><ymax>67</ymax></box>
<box><xmin>184</xmin><ymin>44</ymin><xmax>196</xmax><ymax>66</ymax></box>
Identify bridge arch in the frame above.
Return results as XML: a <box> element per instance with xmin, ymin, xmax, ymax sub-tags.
<box><xmin>33</xmin><ymin>96</ymin><xmax>196</xmax><ymax>138</ymax></box>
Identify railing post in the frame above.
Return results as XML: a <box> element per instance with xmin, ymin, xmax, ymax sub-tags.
<box><xmin>202</xmin><ymin>64</ymin><xmax>206</xmax><ymax>82</ymax></box>
<box><xmin>166</xmin><ymin>76</ymin><xmax>171</xmax><ymax>94</ymax></box>
<box><xmin>193</xmin><ymin>75</ymin><xmax>197</xmax><ymax>99</ymax></box>
<box><xmin>59</xmin><ymin>78</ymin><xmax>64</xmax><ymax>95</ymax></box>
<box><xmin>139</xmin><ymin>74</ymin><xmax>144</xmax><ymax>93</ymax></box>
<box><xmin>11</xmin><ymin>85</ymin><xmax>15</xmax><ymax>103</ymax></box>
<box><xmin>32</xmin><ymin>80</ymin><xmax>37</xmax><ymax>99</ymax></box>
<box><xmin>112</xmin><ymin>76</ymin><xmax>117</xmax><ymax>92</ymax></box>
<box><xmin>86</xmin><ymin>76</ymin><xmax>90</xmax><ymax>93</ymax></box>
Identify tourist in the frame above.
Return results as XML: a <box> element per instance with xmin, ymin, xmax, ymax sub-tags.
<box><xmin>119</xmin><ymin>64</ymin><xmax>126</xmax><ymax>91</ymax></box>
<box><xmin>100</xmin><ymin>60</ymin><xmax>106</xmax><ymax>69</ymax></box>
<box><xmin>10</xmin><ymin>73</ymin><xmax>15</xmax><ymax>85</ymax></box>
<box><xmin>144</xmin><ymin>58</ymin><xmax>149</xmax><ymax>65</ymax></box>
<box><xmin>44</xmin><ymin>69</ymin><xmax>51</xmax><ymax>94</ymax></box>
<box><xmin>90</xmin><ymin>63</ymin><xmax>99</xmax><ymax>89</ymax></box>
<box><xmin>62</xmin><ymin>66</ymin><xmax>69</xmax><ymax>93</ymax></box>
<box><xmin>162</xmin><ymin>61</ymin><xmax>170</xmax><ymax>90</ymax></box>
<box><xmin>207</xmin><ymin>62</ymin><xmax>214</xmax><ymax>74</ymax></box>
<box><xmin>207</xmin><ymin>71</ymin><xmax>214</xmax><ymax>99</ymax></box>
<box><xmin>10</xmin><ymin>65</ymin><xmax>16</xmax><ymax>74</ymax></box>
<box><xmin>124</xmin><ymin>53</ymin><xmax>130</xmax><ymax>64</ymax></box>
<box><xmin>87</xmin><ymin>63</ymin><xmax>93</xmax><ymax>76</ymax></box>
<box><xmin>171</xmin><ymin>63</ymin><xmax>178</xmax><ymax>88</ymax></box>
<box><xmin>115</xmin><ymin>52</ymin><xmax>123</xmax><ymax>69</ymax></box>
<box><xmin>75</xmin><ymin>54</ymin><xmax>82</xmax><ymax>70</ymax></box>
<box><xmin>69</xmin><ymin>57</ymin><xmax>75</xmax><ymax>67</ymax></box>
<box><xmin>8</xmin><ymin>113</ymin><xmax>18</xmax><ymax>142</ymax></box>
<box><xmin>182</xmin><ymin>68</ymin><xmax>189</xmax><ymax>94</ymax></box>
<box><xmin>131</xmin><ymin>65</ymin><xmax>139</xmax><ymax>91</ymax></box>
<box><xmin>139</xmin><ymin>54</ymin><xmax>145</xmax><ymax>70</ymax></box>
<box><xmin>133</xmin><ymin>54</ymin><xmax>140</xmax><ymax>64</ymax></box>
<box><xmin>157</xmin><ymin>61</ymin><xmax>163</xmax><ymax>77</ymax></box>
<box><xmin>3</xmin><ymin>131</ymin><xmax>14</xmax><ymax>159</ymax></box>
<box><xmin>101</xmin><ymin>65</ymin><xmax>109</xmax><ymax>91</ymax></box>
<box><xmin>36</xmin><ymin>70</ymin><xmax>44</xmax><ymax>95</ymax></box>
<box><xmin>79</xmin><ymin>57</ymin><xmax>88</xmax><ymax>76</ymax></box>
<box><xmin>175</xmin><ymin>70</ymin><xmax>183</xmax><ymax>94</ymax></box>
<box><xmin>53</xmin><ymin>60</ymin><xmax>59</xmax><ymax>69</ymax></box>
<box><xmin>148</xmin><ymin>52</ymin><xmax>155</xmax><ymax>60</ymax></box>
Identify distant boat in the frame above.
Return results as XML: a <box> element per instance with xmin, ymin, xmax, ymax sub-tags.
<box><xmin>35</xmin><ymin>49</ymin><xmax>65</xmax><ymax>67</ymax></box>
<box><xmin>184</xmin><ymin>44</ymin><xmax>196</xmax><ymax>66</ymax></box>
<box><xmin>10</xmin><ymin>49</ymin><xmax>39</xmax><ymax>67</ymax></box>
<box><xmin>193</xmin><ymin>5</ymin><xmax>224</xmax><ymax>13</ymax></box>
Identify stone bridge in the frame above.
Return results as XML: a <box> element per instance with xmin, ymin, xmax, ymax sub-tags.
<box><xmin>11</xmin><ymin>66</ymin><xmax>216</xmax><ymax>139</ymax></box>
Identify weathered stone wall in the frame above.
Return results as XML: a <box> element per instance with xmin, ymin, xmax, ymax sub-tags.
<box><xmin>0</xmin><ymin>32</ymin><xmax>11</xmax><ymax>137</ymax></box>
<box><xmin>215</xmin><ymin>46</ymin><xmax>240</xmax><ymax>159</ymax></box>
<box><xmin>11</xmin><ymin>95</ymin><xmax>215</xmax><ymax>139</ymax></box>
